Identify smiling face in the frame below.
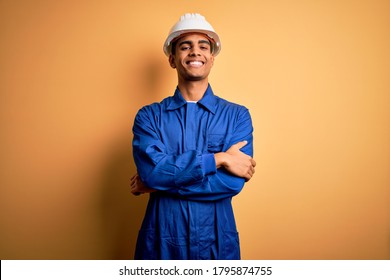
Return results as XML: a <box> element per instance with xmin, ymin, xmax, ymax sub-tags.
<box><xmin>169</xmin><ymin>33</ymin><xmax>215</xmax><ymax>83</ymax></box>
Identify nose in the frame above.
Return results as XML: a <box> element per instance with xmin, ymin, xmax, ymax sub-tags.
<box><xmin>189</xmin><ymin>46</ymin><xmax>201</xmax><ymax>56</ymax></box>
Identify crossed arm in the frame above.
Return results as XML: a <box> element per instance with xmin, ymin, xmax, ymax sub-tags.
<box><xmin>131</xmin><ymin>140</ymin><xmax>256</xmax><ymax>196</ymax></box>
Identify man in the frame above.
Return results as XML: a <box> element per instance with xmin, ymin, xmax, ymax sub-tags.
<box><xmin>131</xmin><ymin>13</ymin><xmax>256</xmax><ymax>260</ymax></box>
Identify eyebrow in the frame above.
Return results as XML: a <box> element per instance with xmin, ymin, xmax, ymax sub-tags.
<box><xmin>178</xmin><ymin>40</ymin><xmax>211</xmax><ymax>47</ymax></box>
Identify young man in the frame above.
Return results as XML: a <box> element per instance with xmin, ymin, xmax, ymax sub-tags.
<box><xmin>131</xmin><ymin>13</ymin><xmax>256</xmax><ymax>260</ymax></box>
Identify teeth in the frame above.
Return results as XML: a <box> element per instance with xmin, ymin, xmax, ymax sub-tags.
<box><xmin>189</xmin><ymin>61</ymin><xmax>203</xmax><ymax>66</ymax></box>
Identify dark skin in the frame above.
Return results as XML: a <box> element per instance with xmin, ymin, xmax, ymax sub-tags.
<box><xmin>131</xmin><ymin>33</ymin><xmax>256</xmax><ymax>195</ymax></box>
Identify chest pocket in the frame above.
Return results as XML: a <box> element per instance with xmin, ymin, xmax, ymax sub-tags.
<box><xmin>207</xmin><ymin>133</ymin><xmax>229</xmax><ymax>153</ymax></box>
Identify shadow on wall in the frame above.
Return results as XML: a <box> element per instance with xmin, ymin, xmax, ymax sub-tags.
<box><xmin>98</xmin><ymin>140</ymin><xmax>147</xmax><ymax>259</ymax></box>
<box><xmin>97</xmin><ymin>52</ymin><xmax>171</xmax><ymax>259</ymax></box>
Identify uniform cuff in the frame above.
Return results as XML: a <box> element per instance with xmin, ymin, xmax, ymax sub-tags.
<box><xmin>201</xmin><ymin>153</ymin><xmax>217</xmax><ymax>176</ymax></box>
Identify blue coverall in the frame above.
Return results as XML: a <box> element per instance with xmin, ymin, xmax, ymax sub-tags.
<box><xmin>132</xmin><ymin>85</ymin><xmax>254</xmax><ymax>259</ymax></box>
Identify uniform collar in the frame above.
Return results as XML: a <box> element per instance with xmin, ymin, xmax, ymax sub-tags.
<box><xmin>166</xmin><ymin>84</ymin><xmax>217</xmax><ymax>114</ymax></box>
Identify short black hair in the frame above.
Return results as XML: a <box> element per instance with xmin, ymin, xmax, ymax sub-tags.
<box><xmin>171</xmin><ymin>40</ymin><xmax>178</xmax><ymax>55</ymax></box>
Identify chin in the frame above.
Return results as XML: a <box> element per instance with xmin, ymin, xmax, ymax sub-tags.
<box><xmin>188</xmin><ymin>76</ymin><xmax>206</xmax><ymax>82</ymax></box>
<box><xmin>187</xmin><ymin>72</ymin><xmax>208</xmax><ymax>80</ymax></box>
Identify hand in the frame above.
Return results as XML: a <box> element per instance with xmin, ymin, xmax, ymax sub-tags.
<box><xmin>130</xmin><ymin>173</ymin><xmax>156</xmax><ymax>196</ymax></box>
<box><xmin>214</xmin><ymin>141</ymin><xmax>256</xmax><ymax>181</ymax></box>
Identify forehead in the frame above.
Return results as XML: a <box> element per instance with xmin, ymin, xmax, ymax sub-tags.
<box><xmin>175</xmin><ymin>33</ymin><xmax>211</xmax><ymax>44</ymax></box>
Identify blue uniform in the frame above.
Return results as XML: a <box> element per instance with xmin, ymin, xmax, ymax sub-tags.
<box><xmin>132</xmin><ymin>85</ymin><xmax>253</xmax><ymax>259</ymax></box>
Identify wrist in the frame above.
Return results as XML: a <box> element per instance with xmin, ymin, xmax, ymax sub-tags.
<box><xmin>214</xmin><ymin>152</ymin><xmax>228</xmax><ymax>168</ymax></box>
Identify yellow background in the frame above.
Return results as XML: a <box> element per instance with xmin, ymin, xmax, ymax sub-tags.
<box><xmin>1</xmin><ymin>0</ymin><xmax>389</xmax><ymax>259</ymax></box>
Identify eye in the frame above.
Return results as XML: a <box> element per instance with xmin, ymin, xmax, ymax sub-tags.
<box><xmin>180</xmin><ymin>45</ymin><xmax>191</xmax><ymax>51</ymax></box>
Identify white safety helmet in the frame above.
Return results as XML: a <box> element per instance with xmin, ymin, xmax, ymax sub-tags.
<box><xmin>163</xmin><ymin>13</ymin><xmax>221</xmax><ymax>57</ymax></box>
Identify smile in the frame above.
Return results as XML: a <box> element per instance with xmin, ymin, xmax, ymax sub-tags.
<box><xmin>187</xmin><ymin>61</ymin><xmax>204</xmax><ymax>67</ymax></box>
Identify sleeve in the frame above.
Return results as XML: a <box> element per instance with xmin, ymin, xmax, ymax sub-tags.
<box><xmin>132</xmin><ymin>106</ymin><xmax>254</xmax><ymax>201</ymax></box>
<box><xmin>176</xmin><ymin>107</ymin><xmax>254</xmax><ymax>201</ymax></box>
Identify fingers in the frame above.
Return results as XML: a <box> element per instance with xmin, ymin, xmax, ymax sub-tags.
<box><xmin>245</xmin><ymin>167</ymin><xmax>255</xmax><ymax>182</ymax></box>
<box><xmin>224</xmin><ymin>140</ymin><xmax>257</xmax><ymax>181</ymax></box>
<box><xmin>251</xmin><ymin>158</ymin><xmax>256</xmax><ymax>167</ymax></box>
<box><xmin>130</xmin><ymin>175</ymin><xmax>137</xmax><ymax>188</ymax></box>
<box><xmin>244</xmin><ymin>160</ymin><xmax>256</xmax><ymax>182</ymax></box>
<box><xmin>130</xmin><ymin>173</ymin><xmax>143</xmax><ymax>196</ymax></box>
<box><xmin>130</xmin><ymin>173</ymin><xmax>157</xmax><ymax>195</ymax></box>
<box><xmin>234</xmin><ymin>140</ymin><xmax>248</xmax><ymax>150</ymax></box>
<box><xmin>131</xmin><ymin>173</ymin><xmax>138</xmax><ymax>182</ymax></box>
<box><xmin>249</xmin><ymin>163</ymin><xmax>256</xmax><ymax>177</ymax></box>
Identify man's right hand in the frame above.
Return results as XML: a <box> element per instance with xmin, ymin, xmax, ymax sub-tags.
<box><xmin>214</xmin><ymin>141</ymin><xmax>256</xmax><ymax>181</ymax></box>
<box><xmin>130</xmin><ymin>173</ymin><xmax>157</xmax><ymax>196</ymax></box>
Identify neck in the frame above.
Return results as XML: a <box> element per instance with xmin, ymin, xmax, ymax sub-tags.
<box><xmin>177</xmin><ymin>79</ymin><xmax>209</xmax><ymax>101</ymax></box>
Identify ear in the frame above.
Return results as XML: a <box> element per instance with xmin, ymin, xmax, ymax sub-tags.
<box><xmin>169</xmin><ymin>55</ymin><xmax>176</xmax><ymax>69</ymax></box>
<box><xmin>210</xmin><ymin>54</ymin><xmax>215</xmax><ymax>67</ymax></box>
